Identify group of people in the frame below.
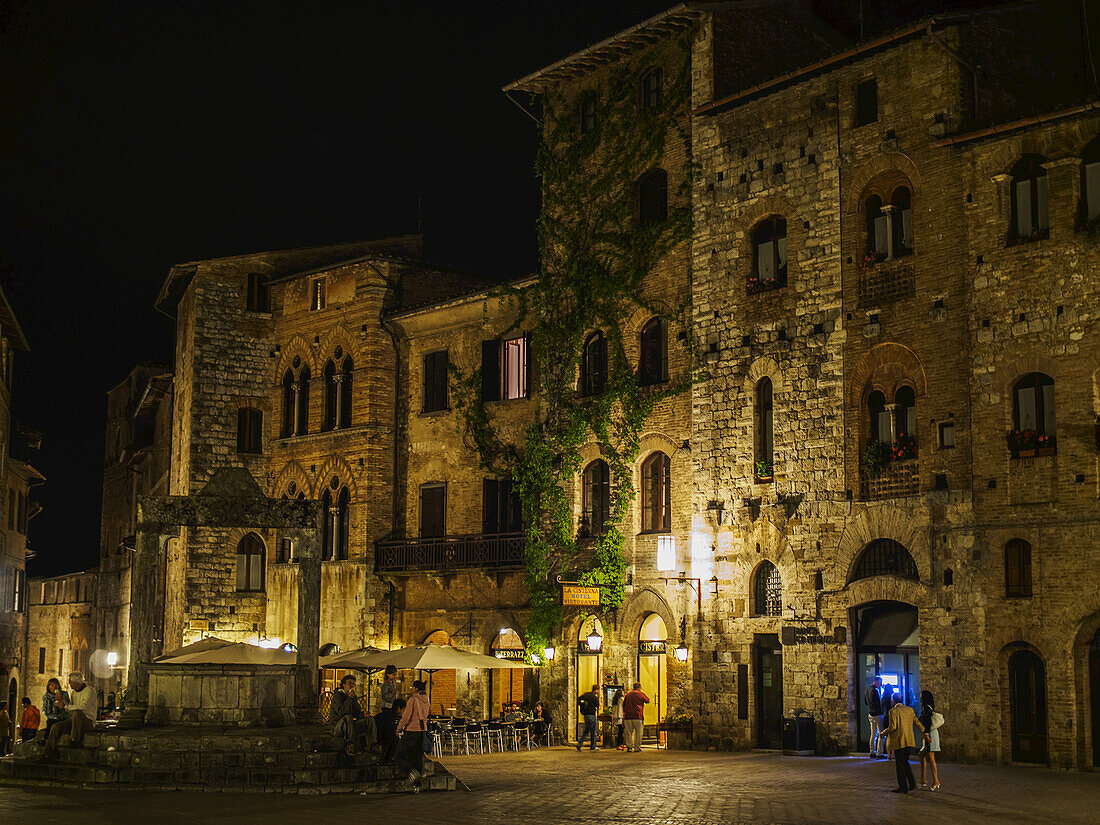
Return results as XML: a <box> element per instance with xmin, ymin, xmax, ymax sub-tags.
<box><xmin>576</xmin><ymin>682</ymin><xmax>650</xmax><ymax>753</ymax></box>
<box><xmin>0</xmin><ymin>673</ymin><xmax>97</xmax><ymax>760</ymax></box>
<box><xmin>864</xmin><ymin>676</ymin><xmax>943</xmax><ymax>794</ymax></box>
<box><xmin>326</xmin><ymin>665</ymin><xmax>433</xmax><ymax>793</ymax></box>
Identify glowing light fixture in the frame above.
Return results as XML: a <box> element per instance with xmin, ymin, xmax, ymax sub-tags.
<box><xmin>531</xmin><ymin>653</ymin><xmax>542</xmax><ymax>665</ymax></box>
<box><xmin>281</xmin><ymin>643</ymin><xmax>297</xmax><ymax>653</ymax></box>
<box><xmin>586</xmin><ymin>627</ymin><xmax>603</xmax><ymax>652</ymax></box>
<box><xmin>657</xmin><ymin>535</ymin><xmax>676</xmax><ymax>571</ymax></box>
<box><xmin>543</xmin><ymin>645</ymin><xmax>556</xmax><ymax>662</ymax></box>
<box><xmin>106</xmin><ymin>651</ymin><xmax>119</xmax><ymax>667</ymax></box>
<box><xmin>674</xmin><ymin>642</ymin><xmax>689</xmax><ymax>662</ymax></box>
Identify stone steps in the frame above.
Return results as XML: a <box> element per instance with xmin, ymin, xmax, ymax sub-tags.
<box><xmin>0</xmin><ymin>727</ymin><xmax>456</xmax><ymax>794</ymax></box>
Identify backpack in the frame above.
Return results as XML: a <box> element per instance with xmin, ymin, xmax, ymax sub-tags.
<box><xmin>930</xmin><ymin>711</ymin><xmax>945</xmax><ymax>731</ymax></box>
<box><xmin>578</xmin><ymin>693</ymin><xmax>596</xmax><ymax>716</ymax></box>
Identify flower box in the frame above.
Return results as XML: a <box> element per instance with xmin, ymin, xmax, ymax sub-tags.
<box><xmin>1007</xmin><ymin>429</ymin><xmax>1055</xmax><ymax>456</ymax></box>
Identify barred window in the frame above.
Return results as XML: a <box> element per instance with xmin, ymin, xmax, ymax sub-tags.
<box><xmin>849</xmin><ymin>539</ymin><xmax>919</xmax><ymax>583</ymax></box>
<box><xmin>752</xmin><ymin>561</ymin><xmax>782</xmax><ymax>617</ymax></box>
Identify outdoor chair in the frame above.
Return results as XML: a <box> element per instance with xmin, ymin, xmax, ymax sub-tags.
<box><xmin>428</xmin><ymin>720</ymin><xmax>444</xmax><ymax>759</ymax></box>
<box><xmin>462</xmin><ymin>721</ymin><xmax>485</xmax><ymax>754</ymax></box>
<box><xmin>511</xmin><ymin>722</ymin><xmax>531</xmax><ymax>751</ymax></box>
<box><xmin>443</xmin><ymin>723</ymin><xmax>466</xmax><ymax>756</ymax></box>
<box><xmin>486</xmin><ymin>721</ymin><xmax>506</xmax><ymax>752</ymax></box>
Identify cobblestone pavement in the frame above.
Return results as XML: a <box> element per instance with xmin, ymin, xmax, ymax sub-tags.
<box><xmin>2</xmin><ymin>746</ymin><xmax>1099</xmax><ymax>824</ymax></box>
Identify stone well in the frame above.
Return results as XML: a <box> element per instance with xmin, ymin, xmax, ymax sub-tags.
<box><xmin>146</xmin><ymin>663</ymin><xmax>298</xmax><ymax>726</ymax></box>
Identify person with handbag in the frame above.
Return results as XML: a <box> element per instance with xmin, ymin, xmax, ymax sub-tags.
<box><xmin>918</xmin><ymin>690</ymin><xmax>942</xmax><ymax>791</ymax></box>
<box><xmin>395</xmin><ymin>679</ymin><xmax>431</xmax><ymax>793</ymax></box>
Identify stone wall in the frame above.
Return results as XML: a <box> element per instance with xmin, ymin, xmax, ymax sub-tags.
<box><xmin>146</xmin><ymin>664</ymin><xmax>296</xmax><ymax>726</ymax></box>
<box><xmin>25</xmin><ymin>572</ymin><xmax>97</xmax><ymax>703</ymax></box>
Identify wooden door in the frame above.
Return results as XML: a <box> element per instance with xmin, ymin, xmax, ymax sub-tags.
<box><xmin>1009</xmin><ymin>650</ymin><xmax>1048</xmax><ymax>764</ymax></box>
<box><xmin>755</xmin><ymin>635</ymin><xmax>783</xmax><ymax>749</ymax></box>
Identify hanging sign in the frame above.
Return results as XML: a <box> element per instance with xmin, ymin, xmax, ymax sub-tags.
<box><xmin>638</xmin><ymin>640</ymin><xmax>667</xmax><ymax>655</ymax></box>
<box><xmin>562</xmin><ymin>585</ymin><xmax>601</xmax><ymax>607</ymax></box>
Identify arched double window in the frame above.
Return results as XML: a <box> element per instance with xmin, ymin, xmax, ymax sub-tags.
<box><xmin>894</xmin><ymin>386</ymin><xmax>916</xmax><ymax>439</ymax></box>
<box><xmin>322</xmin><ymin>354</ymin><xmax>354</xmax><ymax>431</ymax></box>
<box><xmin>1012</xmin><ymin>373</ymin><xmax>1055</xmax><ymax>439</ymax></box>
<box><xmin>638</xmin><ymin>317</ymin><xmax>667</xmax><ymax>386</ymax></box>
<box><xmin>582</xmin><ymin>459</ymin><xmax>610</xmax><ymax>537</ymax></box>
<box><xmin>1005</xmin><ymin>539</ymin><xmax>1033</xmax><ymax>597</ymax></box>
<box><xmin>1083</xmin><ymin>138</ymin><xmax>1100</xmax><ymax>223</ymax></box>
<box><xmin>640</xmin><ymin>452</ymin><xmax>670</xmax><ymax>533</ymax></box>
<box><xmin>321</xmin><ymin>484</ymin><xmax>351</xmax><ymax>561</ymax></box>
<box><xmin>1010</xmin><ymin>154</ymin><xmax>1049</xmax><ymax>240</ymax></box>
<box><xmin>235</xmin><ymin>532</ymin><xmax>265</xmax><ymax>592</ymax></box>
<box><xmin>754</xmin><ymin>377</ymin><xmax>774</xmax><ymax>480</ymax></box>
<box><xmin>868</xmin><ymin>390</ymin><xmax>891</xmax><ymax>444</ymax></box>
<box><xmin>752</xmin><ymin>561</ymin><xmax>782</xmax><ymax>617</ymax></box>
<box><xmin>581</xmin><ymin>331</ymin><xmax>608</xmax><ymax>397</ymax></box>
<box><xmin>864</xmin><ymin>186</ymin><xmax>913</xmax><ymax>258</ymax></box>
<box><xmin>751</xmin><ymin>216</ymin><xmax>787</xmax><ymax>287</ymax></box>
<box><xmin>281</xmin><ymin>359</ymin><xmax>310</xmax><ymax>437</ymax></box>
<box><xmin>636</xmin><ymin>169</ymin><xmax>668</xmax><ymax>227</ymax></box>
<box><xmin>849</xmin><ymin>539</ymin><xmax>919</xmax><ymax>583</ymax></box>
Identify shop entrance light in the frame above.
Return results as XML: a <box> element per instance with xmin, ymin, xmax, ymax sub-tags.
<box><xmin>586</xmin><ymin>627</ymin><xmax>603</xmax><ymax>652</ymax></box>
<box><xmin>674</xmin><ymin>642</ymin><xmax>689</xmax><ymax>662</ymax></box>
<box><xmin>543</xmin><ymin>645</ymin><xmax>556</xmax><ymax>662</ymax></box>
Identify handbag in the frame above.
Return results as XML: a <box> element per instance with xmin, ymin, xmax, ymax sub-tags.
<box><xmin>930</xmin><ymin>711</ymin><xmax>945</xmax><ymax>731</ymax></box>
<box><xmin>421</xmin><ymin>730</ymin><xmax>436</xmax><ymax>754</ymax></box>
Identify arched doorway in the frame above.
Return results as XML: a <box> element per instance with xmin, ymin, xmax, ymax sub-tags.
<box><xmin>490</xmin><ymin>628</ymin><xmax>526</xmax><ymax>715</ymax></box>
<box><xmin>422</xmin><ymin>630</ymin><xmax>457</xmax><ymax>715</ymax></box>
<box><xmin>854</xmin><ymin>601</ymin><xmax>920</xmax><ymax>752</ymax></box>
<box><xmin>1091</xmin><ymin>629</ymin><xmax>1100</xmax><ymax>767</ymax></box>
<box><xmin>637</xmin><ymin>614</ymin><xmax>667</xmax><ymax>740</ymax></box>
<box><xmin>576</xmin><ymin>617</ymin><xmax>604</xmax><ymax>739</ymax></box>
<box><xmin>1010</xmin><ymin>648</ymin><xmax>1048</xmax><ymax>764</ymax></box>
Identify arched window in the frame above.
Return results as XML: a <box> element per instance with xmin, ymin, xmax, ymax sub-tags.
<box><xmin>752</xmin><ymin>561</ymin><xmax>782</xmax><ymax>617</ymax></box>
<box><xmin>1005</xmin><ymin>539</ymin><xmax>1033</xmax><ymax>597</ymax></box>
<box><xmin>640</xmin><ymin>452</ymin><xmax>671</xmax><ymax>533</ymax></box>
<box><xmin>281</xmin><ymin>370</ymin><xmax>295</xmax><ymax>438</ymax></box>
<box><xmin>1083</xmin><ymin>138</ymin><xmax>1100</xmax><ymax>222</ymax></box>
<box><xmin>1013</xmin><ymin>373</ymin><xmax>1055</xmax><ymax>438</ymax></box>
<box><xmin>752</xmin><ymin>216</ymin><xmax>787</xmax><ymax>287</ymax></box>
<box><xmin>638</xmin><ymin>317</ymin><xmax>667</xmax><ymax>386</ymax></box>
<box><xmin>235</xmin><ymin>532</ymin><xmax>265</xmax><ymax>592</ymax></box>
<box><xmin>340</xmin><ymin>356</ymin><xmax>353</xmax><ymax>428</ymax></box>
<box><xmin>296</xmin><ymin>366</ymin><xmax>310</xmax><ymax>435</ymax></box>
<box><xmin>321</xmin><ymin>483</ymin><xmax>351</xmax><ymax>560</ymax></box>
<box><xmin>335</xmin><ymin>486</ymin><xmax>350</xmax><ymax>560</ymax></box>
<box><xmin>320</xmin><ymin>489</ymin><xmax>333</xmax><ymax>561</ymax></box>
<box><xmin>849</xmin><ymin>539</ymin><xmax>919</xmax><ymax>583</ymax></box>
<box><xmin>636</xmin><ymin>169</ymin><xmax>668</xmax><ymax>227</ymax></box>
<box><xmin>640</xmin><ymin>67</ymin><xmax>661</xmax><ymax>110</ymax></box>
<box><xmin>754</xmin><ymin>377</ymin><xmax>774</xmax><ymax>479</ymax></box>
<box><xmin>236</xmin><ymin>407</ymin><xmax>263</xmax><ymax>454</ymax></box>
<box><xmin>868</xmin><ymin>390</ymin><xmax>891</xmax><ymax>444</ymax></box>
<box><xmin>322</xmin><ymin>360</ymin><xmax>337</xmax><ymax>432</ymax></box>
<box><xmin>1010</xmin><ymin>155</ymin><xmax>1049</xmax><ymax>239</ymax></box>
<box><xmin>582</xmin><ymin>459</ymin><xmax>610</xmax><ymax>537</ymax></box>
<box><xmin>865</xmin><ymin>194</ymin><xmax>887</xmax><ymax>255</ymax></box>
<box><xmin>892</xmin><ymin>186</ymin><xmax>913</xmax><ymax>254</ymax></box>
<box><xmin>581</xmin><ymin>331</ymin><xmax>608</xmax><ymax>397</ymax></box>
<box><xmin>894</xmin><ymin>386</ymin><xmax>916</xmax><ymax>439</ymax></box>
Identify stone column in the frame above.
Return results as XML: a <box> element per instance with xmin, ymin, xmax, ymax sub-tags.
<box><xmin>117</xmin><ymin>520</ymin><xmax>176</xmax><ymax>728</ymax></box>
<box><xmin>293</xmin><ymin>521</ymin><xmax>323</xmax><ymax>723</ymax></box>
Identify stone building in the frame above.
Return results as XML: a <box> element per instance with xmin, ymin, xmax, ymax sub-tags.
<box><xmin>24</xmin><ymin>570</ymin><xmax>97</xmax><ymax>705</ymax></box>
<box><xmin>26</xmin><ymin>0</ymin><xmax>1098</xmax><ymax>769</ymax></box>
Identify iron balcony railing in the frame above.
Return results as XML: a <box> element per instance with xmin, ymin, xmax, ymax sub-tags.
<box><xmin>375</xmin><ymin>532</ymin><xmax>525</xmax><ymax>573</ymax></box>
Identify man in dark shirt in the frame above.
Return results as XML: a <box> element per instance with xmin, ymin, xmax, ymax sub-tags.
<box><xmin>864</xmin><ymin>676</ymin><xmax>884</xmax><ymax>758</ymax></box>
<box><xmin>575</xmin><ymin>685</ymin><xmax>600</xmax><ymax>752</ymax></box>
<box><xmin>329</xmin><ymin>675</ymin><xmax>377</xmax><ymax>757</ymax></box>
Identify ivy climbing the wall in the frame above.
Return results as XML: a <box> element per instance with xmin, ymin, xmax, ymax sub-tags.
<box><xmin>451</xmin><ymin>36</ymin><xmax>697</xmax><ymax>657</ymax></box>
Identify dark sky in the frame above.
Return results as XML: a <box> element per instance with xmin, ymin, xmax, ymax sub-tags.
<box><xmin>1</xmin><ymin>0</ymin><xmax>1005</xmax><ymax>577</ymax></box>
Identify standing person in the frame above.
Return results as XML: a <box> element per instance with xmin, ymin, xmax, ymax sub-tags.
<box><xmin>864</xmin><ymin>676</ymin><xmax>884</xmax><ymax>758</ymax></box>
<box><xmin>880</xmin><ymin>687</ymin><xmax>895</xmax><ymax>760</ymax></box>
<box><xmin>884</xmin><ymin>690</ymin><xmax>929</xmax><ymax>794</ymax></box>
<box><xmin>575</xmin><ymin>684</ymin><xmax>600</xmax><ymax>752</ymax></box>
<box><xmin>379</xmin><ymin>665</ymin><xmax>398</xmax><ymax>712</ymax></box>
<box><xmin>18</xmin><ymin>697</ymin><xmax>40</xmax><ymax>742</ymax></box>
<box><xmin>918</xmin><ymin>690</ymin><xmax>941</xmax><ymax>791</ymax></box>
<box><xmin>0</xmin><ymin>701</ymin><xmax>11</xmax><ymax>755</ymax></box>
<box><xmin>42</xmin><ymin>678</ymin><xmax>68</xmax><ymax>734</ymax></box>
<box><xmin>395</xmin><ymin>679</ymin><xmax>431</xmax><ymax>792</ymax></box>
<box><xmin>44</xmin><ymin>672</ymin><xmax>96</xmax><ymax>761</ymax></box>
<box><xmin>611</xmin><ymin>689</ymin><xmax>625</xmax><ymax>750</ymax></box>
<box><xmin>328</xmin><ymin>674</ymin><xmax>377</xmax><ymax>757</ymax></box>
<box><xmin>622</xmin><ymin>682</ymin><xmax>649</xmax><ymax>753</ymax></box>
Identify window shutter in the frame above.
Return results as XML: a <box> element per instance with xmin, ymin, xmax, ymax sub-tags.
<box><xmin>508</xmin><ymin>483</ymin><xmax>523</xmax><ymax>533</ymax></box>
<box><xmin>524</xmin><ymin>333</ymin><xmax>533</xmax><ymax>398</ymax></box>
<box><xmin>757</xmin><ymin>241</ymin><xmax>773</xmax><ymax>279</ymax></box>
<box><xmin>1036</xmin><ymin>174</ymin><xmax>1049</xmax><ymax>231</ymax></box>
<box><xmin>1017</xmin><ymin>385</ymin><xmax>1037</xmax><ymax>430</ymax></box>
<box><xmin>1015</xmin><ymin>179</ymin><xmax>1032</xmax><ymax>236</ymax></box>
<box><xmin>236</xmin><ymin>408</ymin><xmax>248</xmax><ymax>452</ymax></box>
<box><xmin>482</xmin><ymin>340</ymin><xmax>501</xmax><ymax>402</ymax></box>
<box><xmin>437</xmin><ymin>351</ymin><xmax>449</xmax><ymax>409</ymax></box>
<box><xmin>482</xmin><ymin>479</ymin><xmax>499</xmax><ymax>535</ymax></box>
<box><xmin>874</xmin><ymin>214</ymin><xmax>889</xmax><ymax>254</ymax></box>
<box><xmin>420</xmin><ymin>486</ymin><xmax>446</xmax><ymax>538</ymax></box>
<box><xmin>1086</xmin><ymin>162</ymin><xmax>1100</xmax><ymax>221</ymax></box>
<box><xmin>1042</xmin><ymin>381</ymin><xmax>1055</xmax><ymax>436</ymax></box>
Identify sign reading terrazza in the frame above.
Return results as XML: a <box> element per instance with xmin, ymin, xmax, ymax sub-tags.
<box><xmin>562</xmin><ymin>585</ymin><xmax>601</xmax><ymax>607</ymax></box>
<box><xmin>494</xmin><ymin>648</ymin><xmax>526</xmax><ymax>661</ymax></box>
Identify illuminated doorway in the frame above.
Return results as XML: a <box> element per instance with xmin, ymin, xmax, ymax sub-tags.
<box><xmin>576</xmin><ymin>617</ymin><xmax>603</xmax><ymax>740</ymax></box>
<box><xmin>490</xmin><ymin>628</ymin><xmax>526</xmax><ymax>715</ymax></box>
<box><xmin>854</xmin><ymin>601</ymin><xmax>919</xmax><ymax>752</ymax></box>
<box><xmin>637</xmin><ymin>614</ymin><xmax>667</xmax><ymax>740</ymax></box>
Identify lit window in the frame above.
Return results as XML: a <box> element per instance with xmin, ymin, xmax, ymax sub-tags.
<box><xmin>235</xmin><ymin>533</ymin><xmax>265</xmax><ymax>592</ymax></box>
<box><xmin>502</xmin><ymin>336</ymin><xmax>528</xmax><ymax>400</ymax></box>
<box><xmin>311</xmin><ymin>279</ymin><xmax>327</xmax><ymax>311</ymax></box>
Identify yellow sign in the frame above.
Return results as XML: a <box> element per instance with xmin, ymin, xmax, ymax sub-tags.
<box><xmin>562</xmin><ymin>585</ymin><xmax>600</xmax><ymax>607</ymax></box>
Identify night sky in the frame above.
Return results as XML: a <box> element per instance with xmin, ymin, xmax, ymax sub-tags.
<box><xmin>0</xmin><ymin>0</ymin><xmax>1001</xmax><ymax>577</ymax></box>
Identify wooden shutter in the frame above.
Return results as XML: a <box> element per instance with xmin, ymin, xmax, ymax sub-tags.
<box><xmin>420</xmin><ymin>485</ymin><xmax>446</xmax><ymax>538</ymax></box>
<box><xmin>523</xmin><ymin>333</ymin><xmax>533</xmax><ymax>398</ymax></box>
<box><xmin>482</xmin><ymin>479</ymin><xmax>500</xmax><ymax>535</ymax></box>
<box><xmin>482</xmin><ymin>340</ymin><xmax>501</xmax><ymax>402</ymax></box>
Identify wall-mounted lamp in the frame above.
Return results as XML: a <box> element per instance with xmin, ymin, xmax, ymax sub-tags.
<box><xmin>709</xmin><ymin>575</ymin><xmax>719</xmax><ymax>597</ymax></box>
<box><xmin>586</xmin><ymin>628</ymin><xmax>603</xmax><ymax>653</ymax></box>
<box><xmin>657</xmin><ymin>535</ymin><xmax>676</xmax><ymax>572</ymax></box>
<box><xmin>531</xmin><ymin>653</ymin><xmax>542</xmax><ymax>665</ymax></box>
<box><xmin>543</xmin><ymin>645</ymin><xmax>556</xmax><ymax>662</ymax></box>
<box><xmin>106</xmin><ymin>651</ymin><xmax>119</xmax><ymax>668</ymax></box>
<box><xmin>674</xmin><ymin>642</ymin><xmax>689</xmax><ymax>662</ymax></box>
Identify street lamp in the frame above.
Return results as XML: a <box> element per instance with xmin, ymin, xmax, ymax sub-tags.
<box><xmin>106</xmin><ymin>651</ymin><xmax>118</xmax><ymax>668</ymax></box>
<box><xmin>543</xmin><ymin>645</ymin><xmax>556</xmax><ymax>662</ymax></box>
<box><xmin>674</xmin><ymin>642</ymin><xmax>689</xmax><ymax>662</ymax></box>
<box><xmin>586</xmin><ymin>627</ymin><xmax>603</xmax><ymax>652</ymax></box>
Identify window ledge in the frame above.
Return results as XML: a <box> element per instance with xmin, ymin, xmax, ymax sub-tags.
<box><xmin>488</xmin><ymin>396</ymin><xmax>532</xmax><ymax>405</ymax></box>
<box><xmin>1008</xmin><ymin>448</ymin><xmax>1056</xmax><ymax>459</ymax></box>
<box><xmin>275</xmin><ymin>424</ymin><xmax>387</xmax><ymax>446</ymax></box>
<box><xmin>1004</xmin><ymin>230</ymin><xmax>1049</xmax><ymax>248</ymax></box>
<box><xmin>746</xmin><ymin>279</ymin><xmax>786</xmax><ymax>296</ymax></box>
<box><xmin>243</xmin><ymin>310</ymin><xmax>273</xmax><ymax>318</ymax></box>
<box><xmin>418</xmin><ymin>408</ymin><xmax>452</xmax><ymax>418</ymax></box>
<box><xmin>637</xmin><ymin>530</ymin><xmax>672</xmax><ymax>537</ymax></box>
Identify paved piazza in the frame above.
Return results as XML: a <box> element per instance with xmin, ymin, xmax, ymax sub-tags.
<box><xmin>2</xmin><ymin>747</ymin><xmax>1099</xmax><ymax>824</ymax></box>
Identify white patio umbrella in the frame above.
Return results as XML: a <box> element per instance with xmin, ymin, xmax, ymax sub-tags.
<box><xmin>155</xmin><ymin>636</ymin><xmax>234</xmax><ymax>661</ymax></box>
<box><xmin>155</xmin><ymin>640</ymin><xmax>296</xmax><ymax>666</ymax></box>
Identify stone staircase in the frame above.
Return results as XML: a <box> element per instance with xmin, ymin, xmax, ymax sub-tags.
<box><xmin>0</xmin><ymin>726</ymin><xmax>457</xmax><ymax>793</ymax></box>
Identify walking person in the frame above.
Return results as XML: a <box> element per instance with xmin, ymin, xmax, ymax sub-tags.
<box><xmin>575</xmin><ymin>684</ymin><xmax>600</xmax><ymax>751</ymax></box>
<box><xmin>395</xmin><ymin>679</ymin><xmax>431</xmax><ymax>792</ymax></box>
<box><xmin>18</xmin><ymin>697</ymin><xmax>40</xmax><ymax>742</ymax></box>
<box><xmin>885</xmin><ymin>690</ymin><xmax>929</xmax><ymax>794</ymax></box>
<box><xmin>864</xmin><ymin>676</ymin><xmax>884</xmax><ymax>758</ymax></box>
<box><xmin>623</xmin><ymin>682</ymin><xmax>649</xmax><ymax>753</ymax></box>
<box><xmin>918</xmin><ymin>690</ymin><xmax>942</xmax><ymax>791</ymax></box>
<box><xmin>611</xmin><ymin>689</ymin><xmax>625</xmax><ymax>750</ymax></box>
<box><xmin>0</xmin><ymin>701</ymin><xmax>11</xmax><ymax>755</ymax></box>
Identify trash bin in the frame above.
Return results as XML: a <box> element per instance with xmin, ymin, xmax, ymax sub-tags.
<box><xmin>782</xmin><ymin>714</ymin><xmax>815</xmax><ymax>755</ymax></box>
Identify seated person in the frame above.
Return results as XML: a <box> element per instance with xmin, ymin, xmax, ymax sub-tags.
<box><xmin>44</xmin><ymin>672</ymin><xmax>96</xmax><ymax>760</ymax></box>
<box><xmin>328</xmin><ymin>674</ymin><xmax>377</xmax><ymax>757</ymax></box>
<box><xmin>533</xmin><ymin>700</ymin><xmax>552</xmax><ymax>743</ymax></box>
<box><xmin>42</xmin><ymin>678</ymin><xmax>69</xmax><ymax>734</ymax></box>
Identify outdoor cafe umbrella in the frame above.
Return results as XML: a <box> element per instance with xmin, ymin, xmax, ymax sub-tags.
<box><xmin>320</xmin><ymin>645</ymin><xmax>388</xmax><ymax>707</ymax></box>
<box><xmin>154</xmin><ymin>639</ymin><xmax>297</xmax><ymax>665</ymax></box>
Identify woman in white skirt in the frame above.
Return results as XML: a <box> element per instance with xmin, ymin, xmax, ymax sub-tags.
<box><xmin>918</xmin><ymin>690</ymin><xmax>941</xmax><ymax>790</ymax></box>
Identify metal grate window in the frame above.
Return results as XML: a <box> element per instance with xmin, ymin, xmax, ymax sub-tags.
<box><xmin>752</xmin><ymin>561</ymin><xmax>782</xmax><ymax>617</ymax></box>
<box><xmin>850</xmin><ymin>539</ymin><xmax>919</xmax><ymax>583</ymax></box>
